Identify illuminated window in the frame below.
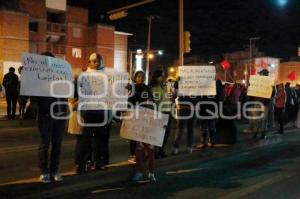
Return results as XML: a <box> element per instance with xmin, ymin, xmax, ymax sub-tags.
<box><xmin>73</xmin><ymin>28</ymin><xmax>81</xmax><ymax>38</ymax></box>
<box><xmin>72</xmin><ymin>48</ymin><xmax>82</xmax><ymax>58</ymax></box>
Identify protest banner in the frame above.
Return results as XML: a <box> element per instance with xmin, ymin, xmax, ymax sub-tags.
<box><xmin>247</xmin><ymin>75</ymin><xmax>275</xmax><ymax>99</ymax></box>
<box><xmin>20</xmin><ymin>53</ymin><xmax>74</xmax><ymax>97</ymax></box>
<box><xmin>120</xmin><ymin>107</ymin><xmax>169</xmax><ymax>147</ymax></box>
<box><xmin>178</xmin><ymin>65</ymin><xmax>216</xmax><ymax>96</ymax></box>
<box><xmin>78</xmin><ymin>69</ymin><xmax>128</xmax><ymax>110</ymax></box>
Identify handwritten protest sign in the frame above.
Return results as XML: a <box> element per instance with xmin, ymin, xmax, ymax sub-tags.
<box><xmin>20</xmin><ymin>53</ymin><xmax>74</xmax><ymax>97</ymax></box>
<box><xmin>247</xmin><ymin>75</ymin><xmax>275</xmax><ymax>99</ymax></box>
<box><xmin>178</xmin><ymin>65</ymin><xmax>216</xmax><ymax>96</ymax></box>
<box><xmin>78</xmin><ymin>69</ymin><xmax>128</xmax><ymax>110</ymax></box>
<box><xmin>120</xmin><ymin>107</ymin><xmax>169</xmax><ymax>147</ymax></box>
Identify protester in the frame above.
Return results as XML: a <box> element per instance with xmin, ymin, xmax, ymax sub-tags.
<box><xmin>34</xmin><ymin>52</ymin><xmax>68</xmax><ymax>183</ymax></box>
<box><xmin>275</xmin><ymin>83</ymin><xmax>286</xmax><ymax>134</ymax></box>
<box><xmin>197</xmin><ymin>79</ymin><xmax>225</xmax><ymax>149</ymax></box>
<box><xmin>70</xmin><ymin>73</ymin><xmax>94</xmax><ymax>173</ymax></box>
<box><xmin>128</xmin><ymin>71</ymin><xmax>157</xmax><ymax>182</ymax></box>
<box><xmin>284</xmin><ymin>82</ymin><xmax>294</xmax><ymax>125</ymax></box>
<box><xmin>214</xmin><ymin>81</ymin><xmax>237</xmax><ymax>145</ymax></box>
<box><xmin>2</xmin><ymin>67</ymin><xmax>19</xmax><ymax>120</ymax></box>
<box><xmin>127</xmin><ymin>71</ymin><xmax>153</xmax><ymax>163</ymax></box>
<box><xmin>173</xmin><ymin>81</ymin><xmax>196</xmax><ymax>154</ymax></box>
<box><xmin>17</xmin><ymin>66</ymin><xmax>29</xmax><ymax>119</ymax></box>
<box><xmin>249</xmin><ymin>70</ymin><xmax>271</xmax><ymax>139</ymax></box>
<box><xmin>150</xmin><ymin>70</ymin><xmax>172</xmax><ymax>158</ymax></box>
<box><xmin>75</xmin><ymin>53</ymin><xmax>112</xmax><ymax>174</ymax></box>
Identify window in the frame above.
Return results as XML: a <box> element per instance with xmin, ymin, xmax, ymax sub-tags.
<box><xmin>29</xmin><ymin>22</ymin><xmax>39</xmax><ymax>32</ymax></box>
<box><xmin>72</xmin><ymin>48</ymin><xmax>82</xmax><ymax>58</ymax></box>
<box><xmin>73</xmin><ymin>28</ymin><xmax>81</xmax><ymax>38</ymax></box>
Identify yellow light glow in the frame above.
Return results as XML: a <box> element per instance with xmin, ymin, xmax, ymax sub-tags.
<box><xmin>169</xmin><ymin>67</ymin><xmax>175</xmax><ymax>73</ymax></box>
<box><xmin>148</xmin><ymin>53</ymin><xmax>154</xmax><ymax>59</ymax></box>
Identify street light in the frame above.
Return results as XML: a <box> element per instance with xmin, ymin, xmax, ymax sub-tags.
<box><xmin>277</xmin><ymin>0</ymin><xmax>288</xmax><ymax>7</ymax></box>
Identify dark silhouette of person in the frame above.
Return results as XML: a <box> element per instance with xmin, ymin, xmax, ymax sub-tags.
<box><xmin>2</xmin><ymin>67</ymin><xmax>19</xmax><ymax>119</ymax></box>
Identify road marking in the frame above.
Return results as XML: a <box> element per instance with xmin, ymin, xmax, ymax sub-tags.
<box><xmin>0</xmin><ymin>136</ymin><xmax>122</xmax><ymax>154</ymax></box>
<box><xmin>166</xmin><ymin>168</ymin><xmax>204</xmax><ymax>175</ymax></box>
<box><xmin>92</xmin><ymin>187</ymin><xmax>125</xmax><ymax>194</ymax></box>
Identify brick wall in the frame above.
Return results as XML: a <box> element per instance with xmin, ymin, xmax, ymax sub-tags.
<box><xmin>0</xmin><ymin>10</ymin><xmax>29</xmax><ymax>81</ymax></box>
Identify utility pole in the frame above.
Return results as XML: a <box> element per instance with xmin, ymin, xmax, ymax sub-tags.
<box><xmin>179</xmin><ymin>0</ymin><xmax>184</xmax><ymax>66</ymax></box>
<box><xmin>145</xmin><ymin>16</ymin><xmax>154</xmax><ymax>84</ymax></box>
<box><xmin>247</xmin><ymin>37</ymin><xmax>260</xmax><ymax>85</ymax></box>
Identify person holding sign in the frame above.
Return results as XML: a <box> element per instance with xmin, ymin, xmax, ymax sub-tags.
<box><xmin>127</xmin><ymin>71</ymin><xmax>153</xmax><ymax>163</ymax></box>
<box><xmin>33</xmin><ymin>52</ymin><xmax>69</xmax><ymax>183</ymax></box>
<box><xmin>128</xmin><ymin>71</ymin><xmax>157</xmax><ymax>182</ymax></box>
<box><xmin>75</xmin><ymin>53</ymin><xmax>112</xmax><ymax>174</ymax></box>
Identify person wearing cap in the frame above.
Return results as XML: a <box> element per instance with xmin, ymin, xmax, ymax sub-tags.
<box><xmin>75</xmin><ymin>52</ymin><xmax>112</xmax><ymax>174</ymax></box>
<box><xmin>2</xmin><ymin>67</ymin><xmax>19</xmax><ymax>119</ymax></box>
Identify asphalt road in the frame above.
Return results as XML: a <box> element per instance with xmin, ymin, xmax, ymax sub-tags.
<box><xmin>58</xmin><ymin>134</ymin><xmax>300</xmax><ymax>199</ymax></box>
<box><xmin>0</xmin><ymin>118</ymin><xmax>300</xmax><ymax>199</ymax></box>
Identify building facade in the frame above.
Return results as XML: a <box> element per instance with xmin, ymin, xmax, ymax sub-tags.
<box><xmin>0</xmin><ymin>0</ymin><xmax>130</xmax><ymax>80</ymax></box>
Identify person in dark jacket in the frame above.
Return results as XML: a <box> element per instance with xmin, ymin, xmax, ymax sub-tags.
<box><xmin>128</xmin><ymin>71</ymin><xmax>157</xmax><ymax>182</ymax></box>
<box><xmin>2</xmin><ymin>67</ymin><xmax>19</xmax><ymax>120</ymax></box>
<box><xmin>34</xmin><ymin>52</ymin><xmax>68</xmax><ymax>183</ymax></box>
<box><xmin>127</xmin><ymin>71</ymin><xmax>153</xmax><ymax>163</ymax></box>
<box><xmin>197</xmin><ymin>79</ymin><xmax>225</xmax><ymax>149</ymax></box>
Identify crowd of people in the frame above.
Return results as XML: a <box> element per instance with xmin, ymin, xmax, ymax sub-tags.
<box><xmin>1</xmin><ymin>52</ymin><xmax>300</xmax><ymax>184</ymax></box>
<box><xmin>1</xmin><ymin>66</ymin><xmax>29</xmax><ymax>120</ymax></box>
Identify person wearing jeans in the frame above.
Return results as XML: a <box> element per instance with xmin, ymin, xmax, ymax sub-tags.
<box><xmin>38</xmin><ymin>114</ymin><xmax>66</xmax><ymax>180</ymax></box>
<box><xmin>35</xmin><ymin>52</ymin><xmax>68</xmax><ymax>183</ymax></box>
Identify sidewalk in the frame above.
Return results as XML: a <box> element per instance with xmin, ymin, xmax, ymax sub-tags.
<box><xmin>0</xmin><ymin>124</ymin><xmax>297</xmax><ymax>199</ymax></box>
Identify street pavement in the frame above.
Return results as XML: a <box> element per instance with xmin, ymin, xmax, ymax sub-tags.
<box><xmin>0</xmin><ymin>116</ymin><xmax>299</xmax><ymax>199</ymax></box>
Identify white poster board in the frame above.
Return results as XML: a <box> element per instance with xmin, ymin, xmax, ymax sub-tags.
<box><xmin>247</xmin><ymin>75</ymin><xmax>275</xmax><ymax>99</ymax></box>
<box><xmin>178</xmin><ymin>65</ymin><xmax>216</xmax><ymax>96</ymax></box>
<box><xmin>120</xmin><ymin>107</ymin><xmax>169</xmax><ymax>147</ymax></box>
<box><xmin>20</xmin><ymin>53</ymin><xmax>74</xmax><ymax>97</ymax></box>
<box><xmin>78</xmin><ymin>69</ymin><xmax>128</xmax><ymax>110</ymax></box>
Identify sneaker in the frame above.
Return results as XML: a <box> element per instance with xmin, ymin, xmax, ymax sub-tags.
<box><xmin>196</xmin><ymin>144</ymin><xmax>206</xmax><ymax>149</ymax></box>
<box><xmin>128</xmin><ymin>155</ymin><xmax>136</xmax><ymax>164</ymax></box>
<box><xmin>148</xmin><ymin>173</ymin><xmax>156</xmax><ymax>182</ymax></box>
<box><xmin>52</xmin><ymin>173</ymin><xmax>63</xmax><ymax>182</ymax></box>
<box><xmin>173</xmin><ymin>148</ymin><xmax>179</xmax><ymax>155</ymax></box>
<box><xmin>132</xmin><ymin>172</ymin><xmax>143</xmax><ymax>182</ymax></box>
<box><xmin>40</xmin><ymin>174</ymin><xmax>51</xmax><ymax>183</ymax></box>
<box><xmin>207</xmin><ymin>142</ymin><xmax>214</xmax><ymax>148</ymax></box>
<box><xmin>187</xmin><ymin>147</ymin><xmax>193</xmax><ymax>154</ymax></box>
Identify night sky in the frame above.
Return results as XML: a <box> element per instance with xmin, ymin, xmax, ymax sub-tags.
<box><xmin>68</xmin><ymin>0</ymin><xmax>300</xmax><ymax>62</ymax></box>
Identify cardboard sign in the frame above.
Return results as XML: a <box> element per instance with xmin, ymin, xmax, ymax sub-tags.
<box><xmin>78</xmin><ymin>69</ymin><xmax>128</xmax><ymax>110</ymax></box>
<box><xmin>178</xmin><ymin>65</ymin><xmax>216</xmax><ymax>96</ymax></box>
<box><xmin>247</xmin><ymin>75</ymin><xmax>275</xmax><ymax>99</ymax></box>
<box><xmin>20</xmin><ymin>53</ymin><xmax>74</xmax><ymax>97</ymax></box>
<box><xmin>120</xmin><ymin>107</ymin><xmax>169</xmax><ymax>147</ymax></box>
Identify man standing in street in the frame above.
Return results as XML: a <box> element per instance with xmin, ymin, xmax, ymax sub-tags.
<box><xmin>2</xmin><ymin>67</ymin><xmax>19</xmax><ymax>120</ymax></box>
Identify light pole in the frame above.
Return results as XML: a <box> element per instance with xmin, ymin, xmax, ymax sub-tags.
<box><xmin>145</xmin><ymin>16</ymin><xmax>154</xmax><ymax>84</ymax></box>
<box><xmin>179</xmin><ymin>0</ymin><xmax>184</xmax><ymax>66</ymax></box>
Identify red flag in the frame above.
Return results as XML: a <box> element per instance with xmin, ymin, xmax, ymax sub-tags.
<box><xmin>250</xmin><ymin>68</ymin><xmax>257</xmax><ymax>75</ymax></box>
<box><xmin>221</xmin><ymin>59</ymin><xmax>231</xmax><ymax>71</ymax></box>
<box><xmin>288</xmin><ymin>71</ymin><xmax>296</xmax><ymax>81</ymax></box>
